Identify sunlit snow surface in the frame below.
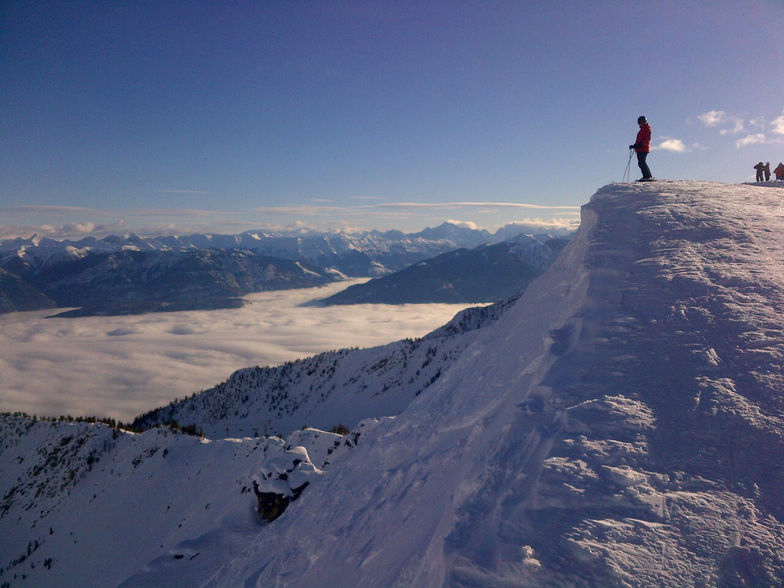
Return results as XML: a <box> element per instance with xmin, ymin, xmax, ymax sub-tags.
<box><xmin>2</xmin><ymin>181</ymin><xmax>784</xmax><ymax>587</ymax></box>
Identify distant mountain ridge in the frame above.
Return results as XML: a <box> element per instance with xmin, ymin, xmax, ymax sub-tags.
<box><xmin>317</xmin><ymin>233</ymin><xmax>569</xmax><ymax>305</ymax></box>
<box><xmin>0</xmin><ymin>222</ymin><xmax>572</xmax><ymax>316</ymax></box>
<box><xmin>0</xmin><ymin>221</ymin><xmax>561</xmax><ymax>265</ymax></box>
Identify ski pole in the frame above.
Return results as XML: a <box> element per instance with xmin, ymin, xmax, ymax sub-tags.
<box><xmin>623</xmin><ymin>149</ymin><xmax>633</xmax><ymax>183</ymax></box>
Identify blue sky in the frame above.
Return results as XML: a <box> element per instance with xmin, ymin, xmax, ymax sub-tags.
<box><xmin>1</xmin><ymin>0</ymin><xmax>782</xmax><ymax>239</ymax></box>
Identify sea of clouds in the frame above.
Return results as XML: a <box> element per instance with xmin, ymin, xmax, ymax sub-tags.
<box><xmin>0</xmin><ymin>280</ymin><xmax>477</xmax><ymax>421</ymax></box>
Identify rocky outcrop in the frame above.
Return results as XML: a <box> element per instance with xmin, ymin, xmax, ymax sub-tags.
<box><xmin>251</xmin><ymin>444</ymin><xmax>322</xmax><ymax>522</ymax></box>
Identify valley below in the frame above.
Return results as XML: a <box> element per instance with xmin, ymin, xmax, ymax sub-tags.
<box><xmin>0</xmin><ymin>280</ymin><xmax>478</xmax><ymax>421</ymax></box>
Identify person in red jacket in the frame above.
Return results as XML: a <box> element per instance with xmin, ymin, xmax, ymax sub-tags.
<box><xmin>629</xmin><ymin>115</ymin><xmax>653</xmax><ymax>181</ymax></box>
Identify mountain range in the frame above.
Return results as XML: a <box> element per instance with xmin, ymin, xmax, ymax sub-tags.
<box><xmin>1</xmin><ymin>181</ymin><xmax>783</xmax><ymax>586</ymax></box>
<box><xmin>0</xmin><ymin>222</ymin><xmax>570</xmax><ymax>316</ymax></box>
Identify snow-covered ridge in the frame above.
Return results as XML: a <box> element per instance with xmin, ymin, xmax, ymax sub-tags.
<box><xmin>2</xmin><ymin>181</ymin><xmax>784</xmax><ymax>586</ymax></box>
<box><xmin>132</xmin><ymin>294</ymin><xmax>511</xmax><ymax>438</ymax></box>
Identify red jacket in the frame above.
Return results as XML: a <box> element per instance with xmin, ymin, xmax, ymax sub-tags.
<box><xmin>634</xmin><ymin>123</ymin><xmax>651</xmax><ymax>153</ymax></box>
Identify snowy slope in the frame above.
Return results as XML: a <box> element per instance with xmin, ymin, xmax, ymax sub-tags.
<box><xmin>132</xmin><ymin>336</ymin><xmax>472</xmax><ymax>440</ymax></box>
<box><xmin>129</xmin><ymin>290</ymin><xmax>516</xmax><ymax>439</ymax></box>
<box><xmin>0</xmin><ymin>416</ymin><xmax>356</xmax><ymax>586</ymax></box>
<box><xmin>2</xmin><ymin>181</ymin><xmax>784</xmax><ymax>587</ymax></box>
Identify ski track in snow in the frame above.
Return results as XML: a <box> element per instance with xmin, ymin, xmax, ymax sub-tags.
<box><xmin>2</xmin><ymin>181</ymin><xmax>784</xmax><ymax>587</ymax></box>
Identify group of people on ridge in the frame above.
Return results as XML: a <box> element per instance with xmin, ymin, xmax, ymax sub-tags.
<box><xmin>754</xmin><ymin>161</ymin><xmax>784</xmax><ymax>182</ymax></box>
<box><xmin>629</xmin><ymin>115</ymin><xmax>784</xmax><ymax>183</ymax></box>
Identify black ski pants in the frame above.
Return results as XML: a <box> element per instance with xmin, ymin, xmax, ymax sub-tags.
<box><xmin>637</xmin><ymin>152</ymin><xmax>652</xmax><ymax>179</ymax></box>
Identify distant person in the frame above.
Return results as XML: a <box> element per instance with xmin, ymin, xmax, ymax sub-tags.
<box><xmin>754</xmin><ymin>162</ymin><xmax>765</xmax><ymax>182</ymax></box>
<box><xmin>629</xmin><ymin>116</ymin><xmax>653</xmax><ymax>181</ymax></box>
<box><xmin>775</xmin><ymin>162</ymin><xmax>784</xmax><ymax>181</ymax></box>
<box><xmin>764</xmin><ymin>162</ymin><xmax>771</xmax><ymax>182</ymax></box>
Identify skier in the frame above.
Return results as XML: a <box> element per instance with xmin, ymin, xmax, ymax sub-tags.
<box><xmin>764</xmin><ymin>162</ymin><xmax>771</xmax><ymax>182</ymax></box>
<box><xmin>754</xmin><ymin>162</ymin><xmax>765</xmax><ymax>182</ymax></box>
<box><xmin>775</xmin><ymin>162</ymin><xmax>784</xmax><ymax>181</ymax></box>
<box><xmin>629</xmin><ymin>116</ymin><xmax>653</xmax><ymax>181</ymax></box>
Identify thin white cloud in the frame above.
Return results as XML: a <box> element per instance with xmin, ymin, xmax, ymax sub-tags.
<box><xmin>249</xmin><ymin>201</ymin><xmax>580</xmax><ymax>227</ymax></box>
<box><xmin>371</xmin><ymin>201</ymin><xmax>579</xmax><ymax>211</ymax></box>
<box><xmin>2</xmin><ymin>205</ymin><xmax>234</xmax><ymax>220</ymax></box>
<box><xmin>62</xmin><ymin>222</ymin><xmax>97</xmax><ymax>234</ymax></box>
<box><xmin>0</xmin><ymin>220</ymin><xmax>131</xmax><ymax>241</ymax></box>
<box><xmin>736</xmin><ymin>133</ymin><xmax>767</xmax><ymax>149</ymax></box>
<box><xmin>0</xmin><ymin>204</ymin><xmax>93</xmax><ymax>213</ymax></box>
<box><xmin>444</xmin><ymin>219</ymin><xmax>482</xmax><ymax>230</ymax></box>
<box><xmin>254</xmin><ymin>201</ymin><xmax>577</xmax><ymax>214</ymax></box>
<box><xmin>253</xmin><ymin>204</ymin><xmax>347</xmax><ymax>216</ymax></box>
<box><xmin>771</xmin><ymin>111</ymin><xmax>784</xmax><ymax>135</ymax></box>
<box><xmin>125</xmin><ymin>208</ymin><xmax>232</xmax><ymax>218</ymax></box>
<box><xmin>698</xmin><ymin>110</ymin><xmax>727</xmax><ymax>127</ymax></box>
<box><xmin>444</xmin><ymin>217</ymin><xmax>580</xmax><ymax>233</ymax></box>
<box><xmin>509</xmin><ymin>216</ymin><xmax>580</xmax><ymax>229</ymax></box>
<box><xmin>698</xmin><ymin>108</ymin><xmax>784</xmax><ymax>147</ymax></box>
<box><xmin>718</xmin><ymin>118</ymin><xmax>745</xmax><ymax>135</ymax></box>
<box><xmin>699</xmin><ymin>109</ymin><xmax>746</xmax><ymax>135</ymax></box>
<box><xmin>654</xmin><ymin>138</ymin><xmax>687</xmax><ymax>152</ymax></box>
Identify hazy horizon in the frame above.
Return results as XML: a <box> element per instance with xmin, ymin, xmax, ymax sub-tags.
<box><xmin>0</xmin><ymin>214</ymin><xmax>579</xmax><ymax>242</ymax></box>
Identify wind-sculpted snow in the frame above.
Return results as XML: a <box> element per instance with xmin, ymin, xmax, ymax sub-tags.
<box><xmin>206</xmin><ymin>181</ymin><xmax>784</xmax><ymax>587</ymax></box>
<box><xmin>2</xmin><ymin>181</ymin><xmax>784</xmax><ymax>587</ymax></box>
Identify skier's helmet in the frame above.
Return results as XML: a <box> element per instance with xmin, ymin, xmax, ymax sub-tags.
<box><xmin>638</xmin><ymin>116</ymin><xmax>647</xmax><ymax>124</ymax></box>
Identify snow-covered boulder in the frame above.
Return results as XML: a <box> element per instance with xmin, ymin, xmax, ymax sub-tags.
<box><xmin>251</xmin><ymin>440</ymin><xmax>323</xmax><ymax>521</ymax></box>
